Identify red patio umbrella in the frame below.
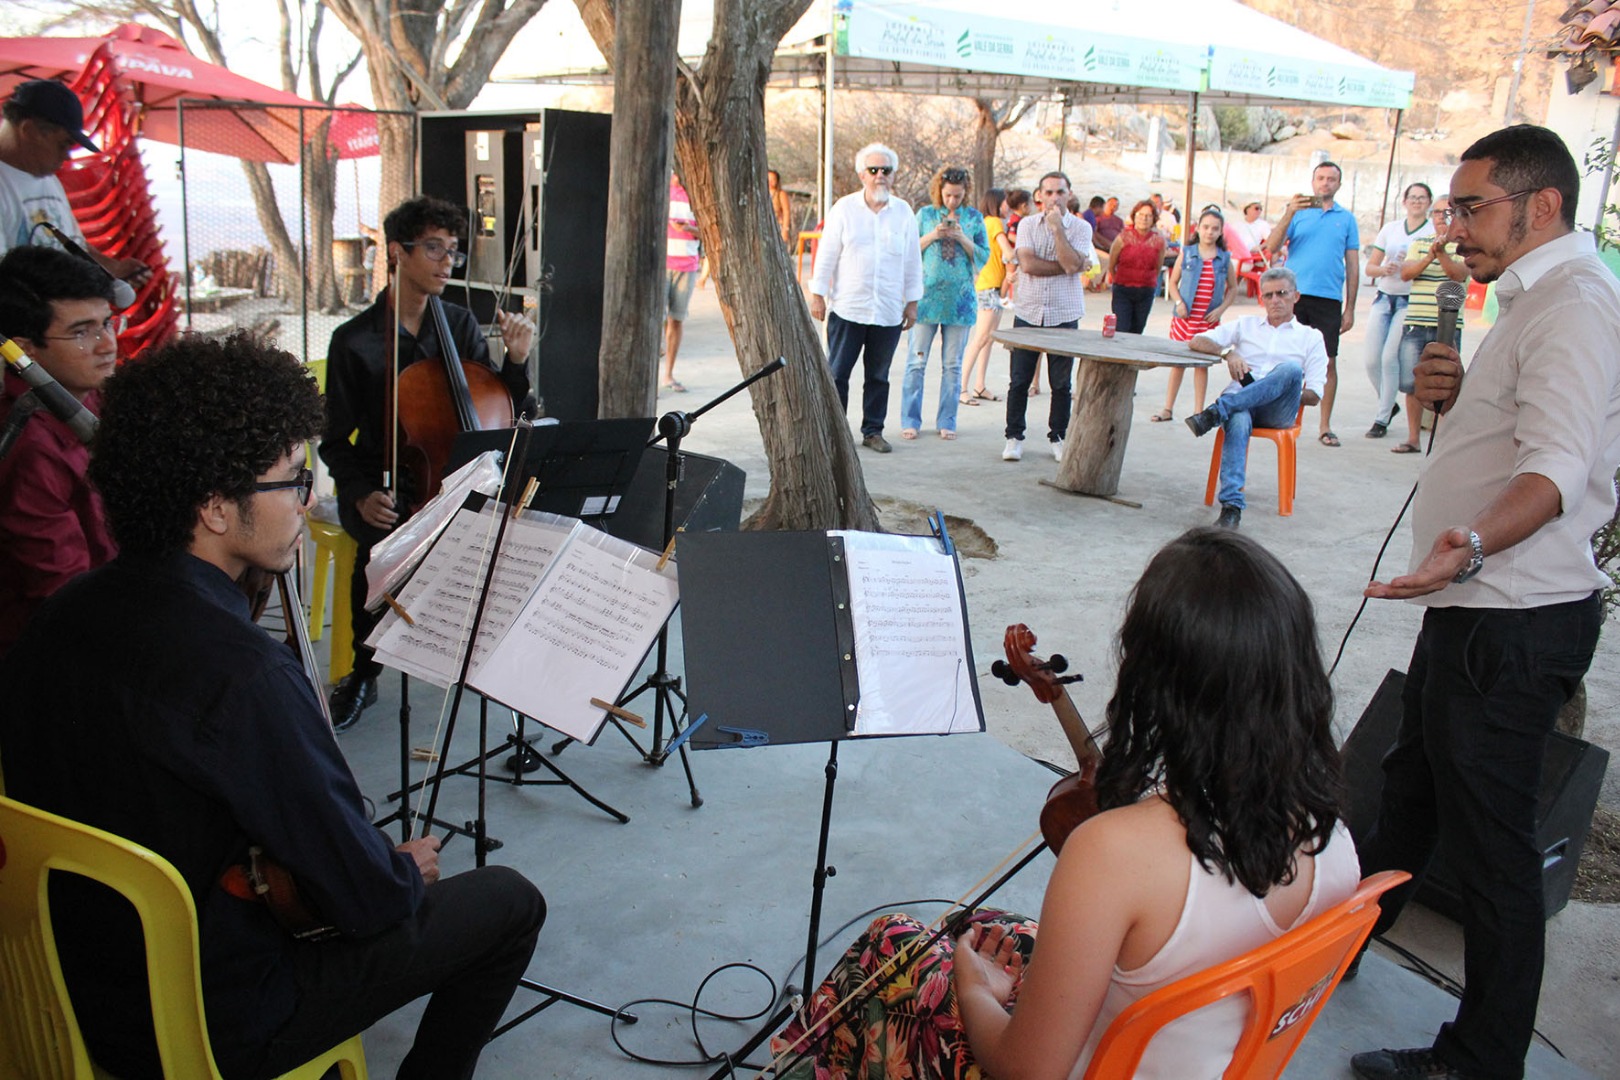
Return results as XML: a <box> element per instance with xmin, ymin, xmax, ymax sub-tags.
<box><xmin>0</xmin><ymin>23</ymin><xmax>378</xmax><ymax>163</ymax></box>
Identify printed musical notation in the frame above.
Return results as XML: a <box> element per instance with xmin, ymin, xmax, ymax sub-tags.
<box><xmin>834</xmin><ymin>533</ymin><xmax>979</xmax><ymax>738</ymax></box>
<box><xmin>368</xmin><ymin>503</ymin><xmax>678</xmax><ymax>742</ymax></box>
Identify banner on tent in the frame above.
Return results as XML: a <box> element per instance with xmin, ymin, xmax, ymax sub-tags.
<box><xmin>836</xmin><ymin>1</ymin><xmax>1205</xmax><ymax>93</ymax></box>
<box><xmin>1207</xmin><ymin>46</ymin><xmax>1414</xmax><ymax>110</ymax></box>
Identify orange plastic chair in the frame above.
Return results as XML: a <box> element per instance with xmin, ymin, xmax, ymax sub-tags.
<box><xmin>0</xmin><ymin>794</ymin><xmax>366</xmax><ymax>1079</ymax></box>
<box><xmin>1082</xmin><ymin>870</ymin><xmax>1410</xmax><ymax>1080</ymax></box>
<box><xmin>1204</xmin><ymin>402</ymin><xmax>1306</xmax><ymax>516</ymax></box>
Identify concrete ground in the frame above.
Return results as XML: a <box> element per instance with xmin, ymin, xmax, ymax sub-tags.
<box><xmin>312</xmin><ymin>273</ymin><xmax>1616</xmax><ymax>1078</ymax></box>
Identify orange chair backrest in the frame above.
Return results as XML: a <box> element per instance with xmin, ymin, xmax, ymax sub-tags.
<box><xmin>1081</xmin><ymin>869</ymin><xmax>1409</xmax><ymax>1080</ymax></box>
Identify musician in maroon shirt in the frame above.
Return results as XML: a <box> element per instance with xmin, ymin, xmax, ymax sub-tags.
<box><xmin>0</xmin><ymin>245</ymin><xmax>118</xmax><ymax>653</ymax></box>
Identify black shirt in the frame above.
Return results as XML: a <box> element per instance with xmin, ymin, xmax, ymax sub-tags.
<box><xmin>0</xmin><ymin>552</ymin><xmax>421</xmax><ymax>1078</ymax></box>
<box><xmin>320</xmin><ymin>290</ymin><xmax>529</xmax><ymax>513</ymax></box>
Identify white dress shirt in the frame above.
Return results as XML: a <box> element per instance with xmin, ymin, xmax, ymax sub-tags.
<box><xmin>809</xmin><ymin>190</ymin><xmax>924</xmax><ymax>326</ymax></box>
<box><xmin>1411</xmin><ymin>230</ymin><xmax>1620</xmax><ymax>608</ymax></box>
<box><xmin>1200</xmin><ymin>315</ymin><xmax>1329</xmax><ymax>399</ymax></box>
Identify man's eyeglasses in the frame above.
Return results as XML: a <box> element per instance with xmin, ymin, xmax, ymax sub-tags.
<box><xmin>1441</xmin><ymin>191</ymin><xmax>1534</xmax><ymax>228</ymax></box>
<box><xmin>41</xmin><ymin>314</ymin><xmax>124</xmax><ymax>350</ymax></box>
<box><xmin>864</xmin><ymin>165</ymin><xmax>894</xmax><ymax>176</ymax></box>
<box><xmin>400</xmin><ymin>239</ymin><xmax>468</xmax><ymax>268</ymax></box>
<box><xmin>254</xmin><ymin>466</ymin><xmax>314</xmax><ymax>503</ymax></box>
<box><xmin>941</xmin><ymin>168</ymin><xmax>968</xmax><ymax>184</ymax></box>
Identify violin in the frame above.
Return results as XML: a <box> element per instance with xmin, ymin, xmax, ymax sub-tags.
<box><xmin>990</xmin><ymin>623</ymin><xmax>1102</xmax><ymax>854</ymax></box>
<box><xmin>386</xmin><ymin>292</ymin><xmax>513</xmax><ymax>514</ymax></box>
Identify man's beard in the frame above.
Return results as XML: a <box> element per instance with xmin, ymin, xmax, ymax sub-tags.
<box><xmin>868</xmin><ymin>187</ymin><xmax>890</xmax><ymax>205</ymax></box>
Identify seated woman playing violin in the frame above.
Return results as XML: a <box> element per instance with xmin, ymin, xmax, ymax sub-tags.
<box><xmin>772</xmin><ymin>527</ymin><xmax>1360</xmax><ymax>1079</ymax></box>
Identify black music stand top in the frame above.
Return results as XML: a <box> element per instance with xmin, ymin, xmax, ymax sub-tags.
<box><xmin>448</xmin><ymin>418</ymin><xmax>653</xmax><ymax>519</ymax></box>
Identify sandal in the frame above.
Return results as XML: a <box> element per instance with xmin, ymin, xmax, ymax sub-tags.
<box><xmin>1148</xmin><ymin>409</ymin><xmax>1173</xmax><ymax>423</ymax></box>
<box><xmin>661</xmin><ymin>381</ymin><xmax>687</xmax><ymax>393</ymax></box>
<box><xmin>901</xmin><ymin>428</ymin><xmax>919</xmax><ymax>440</ymax></box>
<box><xmin>939</xmin><ymin>430</ymin><xmax>957</xmax><ymax>441</ymax></box>
<box><xmin>972</xmin><ymin>388</ymin><xmax>1001</xmax><ymax>402</ymax></box>
<box><xmin>1391</xmin><ymin>442</ymin><xmax>1420</xmax><ymax>454</ymax></box>
<box><xmin>960</xmin><ymin>393</ymin><xmax>980</xmax><ymax>406</ymax></box>
<box><xmin>1319</xmin><ymin>431</ymin><xmax>1341</xmax><ymax>447</ymax></box>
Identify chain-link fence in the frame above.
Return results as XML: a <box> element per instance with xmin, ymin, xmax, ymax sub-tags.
<box><xmin>172</xmin><ymin>101</ymin><xmax>414</xmax><ymax>367</ymax></box>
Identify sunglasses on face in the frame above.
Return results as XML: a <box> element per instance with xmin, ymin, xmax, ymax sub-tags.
<box><xmin>864</xmin><ymin>166</ymin><xmax>894</xmax><ymax>176</ymax></box>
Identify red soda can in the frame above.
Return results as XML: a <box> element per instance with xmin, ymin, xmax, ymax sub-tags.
<box><xmin>1103</xmin><ymin>313</ymin><xmax>1117</xmax><ymax>337</ymax></box>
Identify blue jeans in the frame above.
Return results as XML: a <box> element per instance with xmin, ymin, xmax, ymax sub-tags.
<box><xmin>1365</xmin><ymin>292</ymin><xmax>1408</xmax><ymax>425</ymax></box>
<box><xmin>1004</xmin><ymin>316</ymin><xmax>1075</xmax><ymax>442</ymax></box>
<box><xmin>1212</xmin><ymin>361</ymin><xmax>1303</xmax><ymax>510</ymax></box>
<box><xmin>825</xmin><ymin>311</ymin><xmax>904</xmax><ymax>437</ymax></box>
<box><xmin>1359</xmin><ymin>596</ymin><xmax>1601</xmax><ymax>1078</ymax></box>
<box><xmin>902</xmin><ymin>322</ymin><xmax>969</xmax><ymax>432</ymax></box>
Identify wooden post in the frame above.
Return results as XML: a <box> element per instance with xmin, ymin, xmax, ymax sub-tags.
<box><xmin>1054</xmin><ymin>360</ymin><xmax>1138</xmax><ymax>496</ymax></box>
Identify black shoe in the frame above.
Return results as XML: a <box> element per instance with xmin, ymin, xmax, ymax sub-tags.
<box><xmin>1216</xmin><ymin>504</ymin><xmax>1241</xmax><ymax>528</ymax></box>
<box><xmin>1366</xmin><ymin>421</ymin><xmax>1389</xmax><ymax>438</ymax></box>
<box><xmin>862</xmin><ymin>434</ymin><xmax>892</xmax><ymax>454</ymax></box>
<box><xmin>329</xmin><ymin>673</ymin><xmax>377</xmax><ymax>733</ymax></box>
<box><xmin>1351</xmin><ymin>1047</ymin><xmax>1465</xmax><ymax>1079</ymax></box>
<box><xmin>1185</xmin><ymin>406</ymin><xmax>1220</xmax><ymax>437</ymax></box>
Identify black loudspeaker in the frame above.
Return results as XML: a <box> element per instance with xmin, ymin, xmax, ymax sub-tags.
<box><xmin>1342</xmin><ymin>669</ymin><xmax>1609</xmax><ymax>921</ymax></box>
<box><xmin>418</xmin><ymin>108</ymin><xmax>611</xmax><ymax>422</ymax></box>
<box><xmin>590</xmin><ymin>448</ymin><xmax>746</xmax><ymax>551</ymax></box>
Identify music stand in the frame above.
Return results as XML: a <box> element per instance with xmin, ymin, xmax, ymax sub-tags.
<box><xmin>677</xmin><ymin>522</ymin><xmax>993</xmax><ymax>1077</ymax></box>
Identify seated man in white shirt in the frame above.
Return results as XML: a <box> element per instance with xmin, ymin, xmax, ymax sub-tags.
<box><xmin>1183</xmin><ymin>266</ymin><xmax>1328</xmax><ymax>528</ymax></box>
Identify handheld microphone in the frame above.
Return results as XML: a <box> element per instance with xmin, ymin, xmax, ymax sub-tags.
<box><xmin>39</xmin><ymin>223</ymin><xmax>139</xmax><ymax>311</ymax></box>
<box><xmin>1434</xmin><ymin>279</ymin><xmax>1466</xmax><ymax>352</ymax></box>
<box><xmin>0</xmin><ymin>334</ymin><xmax>99</xmax><ymax>445</ymax></box>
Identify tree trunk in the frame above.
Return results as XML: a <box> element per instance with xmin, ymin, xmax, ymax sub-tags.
<box><xmin>579</xmin><ymin>0</ymin><xmax>879</xmax><ymax>531</ymax></box>
<box><xmin>303</xmin><ymin>120</ymin><xmax>343</xmax><ymax>314</ymax></box>
<box><xmin>598</xmin><ymin>0</ymin><xmax>678</xmax><ymax>419</ymax></box>
<box><xmin>972</xmin><ymin>100</ymin><xmax>998</xmax><ymax>196</ymax></box>
<box><xmin>239</xmin><ymin>160</ymin><xmax>304</xmax><ymax>302</ymax></box>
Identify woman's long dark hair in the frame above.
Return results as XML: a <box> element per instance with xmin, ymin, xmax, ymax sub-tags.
<box><xmin>1094</xmin><ymin>528</ymin><xmax>1342</xmax><ymax>895</ymax></box>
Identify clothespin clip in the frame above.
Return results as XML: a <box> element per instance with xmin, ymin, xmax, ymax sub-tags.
<box><xmin>713</xmin><ymin>725</ymin><xmax>769</xmax><ymax>749</ymax></box>
<box><xmin>590</xmin><ymin>697</ymin><xmax>647</xmax><ymax>729</ymax></box>
<box><xmin>384</xmin><ymin>593</ymin><xmax>416</xmax><ymax>626</ymax></box>
<box><xmin>656</xmin><ymin>527</ymin><xmax>684</xmax><ymax>572</ymax></box>
<box><xmin>929</xmin><ymin>509</ymin><xmax>954</xmax><ymax>557</ymax></box>
<box><xmin>511</xmin><ymin>476</ymin><xmax>539</xmax><ymax>518</ymax></box>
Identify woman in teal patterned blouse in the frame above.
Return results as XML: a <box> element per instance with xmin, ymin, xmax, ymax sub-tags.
<box><xmin>901</xmin><ymin>167</ymin><xmax>989</xmax><ymax>440</ymax></box>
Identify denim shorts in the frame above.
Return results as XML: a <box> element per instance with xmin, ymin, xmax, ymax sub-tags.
<box><xmin>975</xmin><ymin>287</ymin><xmax>1003</xmax><ymax>311</ymax></box>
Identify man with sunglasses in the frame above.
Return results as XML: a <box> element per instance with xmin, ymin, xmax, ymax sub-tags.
<box><xmin>0</xmin><ymin>80</ymin><xmax>149</xmax><ymax>289</ymax></box>
<box><xmin>0</xmin><ymin>245</ymin><xmax>119</xmax><ymax>654</ymax></box>
<box><xmin>809</xmin><ymin>142</ymin><xmax>924</xmax><ymax>453</ymax></box>
<box><xmin>321</xmin><ymin>195</ymin><xmax>535</xmax><ymax>731</ymax></box>
<box><xmin>0</xmin><ymin>333</ymin><xmax>544</xmax><ymax>1080</ymax></box>
<box><xmin>1353</xmin><ymin>125</ymin><xmax>1620</xmax><ymax>1080</ymax></box>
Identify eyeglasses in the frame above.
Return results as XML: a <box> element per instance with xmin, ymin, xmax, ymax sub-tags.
<box><xmin>400</xmin><ymin>239</ymin><xmax>468</xmax><ymax>268</ymax></box>
<box><xmin>253</xmin><ymin>466</ymin><xmax>314</xmax><ymax>504</ymax></box>
<box><xmin>941</xmin><ymin>168</ymin><xmax>967</xmax><ymax>183</ymax></box>
<box><xmin>1441</xmin><ymin>190</ymin><xmax>1534</xmax><ymax>228</ymax></box>
<box><xmin>864</xmin><ymin>165</ymin><xmax>894</xmax><ymax>176</ymax></box>
<box><xmin>41</xmin><ymin>314</ymin><xmax>124</xmax><ymax>350</ymax></box>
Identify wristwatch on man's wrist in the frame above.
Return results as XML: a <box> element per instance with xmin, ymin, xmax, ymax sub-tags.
<box><xmin>1453</xmin><ymin>529</ymin><xmax>1485</xmax><ymax>583</ymax></box>
<box><xmin>1219</xmin><ymin>345</ymin><xmax>1235</xmax><ymax>359</ymax></box>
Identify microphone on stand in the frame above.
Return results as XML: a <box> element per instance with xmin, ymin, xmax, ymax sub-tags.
<box><xmin>38</xmin><ymin>222</ymin><xmax>139</xmax><ymax>311</ymax></box>
<box><xmin>0</xmin><ymin>333</ymin><xmax>99</xmax><ymax>446</ymax></box>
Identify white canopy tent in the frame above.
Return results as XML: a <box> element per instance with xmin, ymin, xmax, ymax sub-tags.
<box><xmin>494</xmin><ymin>0</ymin><xmax>1416</xmax><ymax>224</ymax></box>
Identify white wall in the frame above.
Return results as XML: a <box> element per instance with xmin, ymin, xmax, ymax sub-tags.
<box><xmin>1542</xmin><ymin>69</ymin><xmax>1620</xmax><ymax>234</ymax></box>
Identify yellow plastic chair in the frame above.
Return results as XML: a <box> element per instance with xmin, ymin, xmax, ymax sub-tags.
<box><xmin>1082</xmin><ymin>870</ymin><xmax>1409</xmax><ymax>1079</ymax></box>
<box><xmin>0</xmin><ymin>794</ymin><xmax>366</xmax><ymax>1080</ymax></box>
<box><xmin>306</xmin><ymin>517</ymin><xmax>357</xmax><ymax>684</ymax></box>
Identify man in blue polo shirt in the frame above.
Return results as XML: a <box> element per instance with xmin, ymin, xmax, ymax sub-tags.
<box><xmin>1267</xmin><ymin>161</ymin><xmax>1359</xmax><ymax>448</ymax></box>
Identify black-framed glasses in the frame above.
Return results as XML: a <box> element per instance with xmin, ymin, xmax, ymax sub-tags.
<box><xmin>41</xmin><ymin>314</ymin><xmax>124</xmax><ymax>350</ymax></box>
<box><xmin>864</xmin><ymin>165</ymin><xmax>894</xmax><ymax>176</ymax></box>
<box><xmin>1442</xmin><ymin>191</ymin><xmax>1534</xmax><ymax>228</ymax></box>
<box><xmin>254</xmin><ymin>466</ymin><xmax>314</xmax><ymax>503</ymax></box>
<box><xmin>941</xmin><ymin>168</ymin><xmax>968</xmax><ymax>184</ymax></box>
<box><xmin>400</xmin><ymin>239</ymin><xmax>468</xmax><ymax>267</ymax></box>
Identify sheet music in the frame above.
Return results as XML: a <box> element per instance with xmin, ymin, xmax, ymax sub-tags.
<box><xmin>368</xmin><ymin>506</ymin><xmax>576</xmax><ymax>688</ymax></box>
<box><xmin>832</xmin><ymin>532</ymin><xmax>978</xmax><ymax>737</ymax></box>
<box><xmin>471</xmin><ymin>530</ymin><xmax>678</xmax><ymax>743</ymax></box>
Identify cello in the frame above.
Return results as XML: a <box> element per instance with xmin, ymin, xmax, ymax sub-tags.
<box><xmin>384</xmin><ymin>289</ymin><xmax>514</xmax><ymax>514</ymax></box>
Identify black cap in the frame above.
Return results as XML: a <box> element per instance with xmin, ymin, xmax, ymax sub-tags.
<box><xmin>7</xmin><ymin>80</ymin><xmax>98</xmax><ymax>153</ymax></box>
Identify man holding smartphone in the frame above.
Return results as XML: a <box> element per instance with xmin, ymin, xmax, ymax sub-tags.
<box><xmin>1267</xmin><ymin>160</ymin><xmax>1359</xmax><ymax>447</ymax></box>
<box><xmin>1183</xmin><ymin>266</ymin><xmax>1327</xmax><ymax>528</ymax></box>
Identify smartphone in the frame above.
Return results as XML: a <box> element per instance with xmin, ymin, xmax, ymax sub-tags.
<box><xmin>1240</xmin><ymin>372</ymin><xmax>1256</xmax><ymax>386</ymax></box>
<box><xmin>1307</xmin><ymin>196</ymin><xmax>1325</xmax><ymax>209</ymax></box>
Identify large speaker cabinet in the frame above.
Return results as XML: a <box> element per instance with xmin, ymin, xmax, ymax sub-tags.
<box><xmin>419</xmin><ymin>108</ymin><xmax>611</xmax><ymax>422</ymax></box>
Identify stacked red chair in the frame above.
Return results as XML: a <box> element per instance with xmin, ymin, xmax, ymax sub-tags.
<box><xmin>57</xmin><ymin>44</ymin><xmax>178</xmax><ymax>359</ymax></box>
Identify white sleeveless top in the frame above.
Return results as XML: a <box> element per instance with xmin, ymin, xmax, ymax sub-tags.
<box><xmin>1070</xmin><ymin>820</ymin><xmax>1361</xmax><ymax>1079</ymax></box>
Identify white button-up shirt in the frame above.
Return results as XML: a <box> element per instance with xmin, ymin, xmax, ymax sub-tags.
<box><xmin>1411</xmin><ymin>230</ymin><xmax>1620</xmax><ymax>608</ymax></box>
<box><xmin>1201</xmin><ymin>315</ymin><xmax>1329</xmax><ymax>398</ymax></box>
<box><xmin>810</xmin><ymin>190</ymin><xmax>924</xmax><ymax>326</ymax></box>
